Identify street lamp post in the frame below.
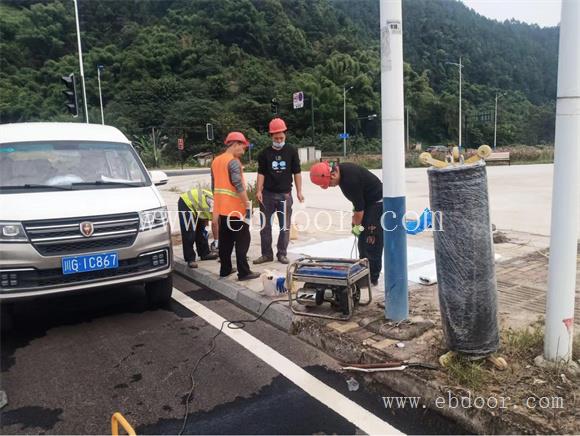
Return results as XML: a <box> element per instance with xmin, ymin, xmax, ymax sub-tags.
<box><xmin>493</xmin><ymin>93</ymin><xmax>504</xmax><ymax>149</ymax></box>
<box><xmin>97</xmin><ymin>65</ymin><xmax>104</xmax><ymax>125</ymax></box>
<box><xmin>406</xmin><ymin>106</ymin><xmax>410</xmax><ymax>151</ymax></box>
<box><xmin>151</xmin><ymin>127</ymin><xmax>158</xmax><ymax>167</ymax></box>
<box><xmin>343</xmin><ymin>85</ymin><xmax>353</xmax><ymax>157</ymax></box>
<box><xmin>446</xmin><ymin>57</ymin><xmax>463</xmax><ymax>151</ymax></box>
<box><xmin>73</xmin><ymin>0</ymin><xmax>89</xmax><ymax>123</ymax></box>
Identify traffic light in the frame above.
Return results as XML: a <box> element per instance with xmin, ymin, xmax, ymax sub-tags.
<box><xmin>270</xmin><ymin>98</ymin><xmax>278</xmax><ymax>115</ymax></box>
<box><xmin>61</xmin><ymin>73</ymin><xmax>79</xmax><ymax>117</ymax></box>
<box><xmin>206</xmin><ymin>123</ymin><xmax>214</xmax><ymax>141</ymax></box>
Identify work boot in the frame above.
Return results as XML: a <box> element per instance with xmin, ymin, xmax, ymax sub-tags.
<box><xmin>200</xmin><ymin>253</ymin><xmax>218</xmax><ymax>261</ymax></box>
<box><xmin>188</xmin><ymin>261</ymin><xmax>198</xmax><ymax>268</ymax></box>
<box><xmin>253</xmin><ymin>255</ymin><xmax>273</xmax><ymax>265</ymax></box>
<box><xmin>219</xmin><ymin>267</ymin><xmax>237</xmax><ymax>278</ymax></box>
<box><xmin>277</xmin><ymin>255</ymin><xmax>289</xmax><ymax>265</ymax></box>
<box><xmin>238</xmin><ymin>271</ymin><xmax>260</xmax><ymax>281</ymax></box>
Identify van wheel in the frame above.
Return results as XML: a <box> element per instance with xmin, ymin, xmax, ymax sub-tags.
<box><xmin>145</xmin><ymin>276</ymin><xmax>173</xmax><ymax>308</ymax></box>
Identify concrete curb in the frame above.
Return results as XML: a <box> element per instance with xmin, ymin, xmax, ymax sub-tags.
<box><xmin>173</xmin><ymin>259</ymin><xmax>294</xmax><ymax>331</ymax></box>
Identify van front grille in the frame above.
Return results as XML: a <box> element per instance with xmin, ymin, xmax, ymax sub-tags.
<box><xmin>23</xmin><ymin>213</ymin><xmax>139</xmax><ymax>256</ymax></box>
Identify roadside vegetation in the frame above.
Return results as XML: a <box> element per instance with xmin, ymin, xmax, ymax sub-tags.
<box><xmin>438</xmin><ymin>323</ymin><xmax>578</xmax><ymax>433</ymax></box>
<box><xmin>1</xmin><ymin>0</ymin><xmax>557</xmax><ymax>169</ymax></box>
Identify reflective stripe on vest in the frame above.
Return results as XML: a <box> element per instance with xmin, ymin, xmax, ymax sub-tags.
<box><xmin>213</xmin><ymin>188</ymin><xmax>239</xmax><ymax>198</ymax></box>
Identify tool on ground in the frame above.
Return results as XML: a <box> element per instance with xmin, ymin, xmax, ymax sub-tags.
<box><xmin>340</xmin><ymin>360</ymin><xmax>438</xmax><ymax>372</ymax></box>
<box><xmin>111</xmin><ymin>412</ymin><xmax>136</xmax><ymax>436</ymax></box>
<box><xmin>287</xmin><ymin>257</ymin><xmax>372</xmax><ymax>320</ymax></box>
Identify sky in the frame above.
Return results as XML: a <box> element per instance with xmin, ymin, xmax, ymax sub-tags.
<box><xmin>461</xmin><ymin>0</ymin><xmax>562</xmax><ymax>27</ymax></box>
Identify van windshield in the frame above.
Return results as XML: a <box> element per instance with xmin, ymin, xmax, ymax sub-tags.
<box><xmin>0</xmin><ymin>141</ymin><xmax>151</xmax><ymax>192</ymax></box>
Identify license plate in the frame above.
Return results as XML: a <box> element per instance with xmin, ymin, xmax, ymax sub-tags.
<box><xmin>62</xmin><ymin>252</ymin><xmax>119</xmax><ymax>275</ymax></box>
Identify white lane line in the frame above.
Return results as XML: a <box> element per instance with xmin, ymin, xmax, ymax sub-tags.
<box><xmin>172</xmin><ymin>289</ymin><xmax>403</xmax><ymax>436</ymax></box>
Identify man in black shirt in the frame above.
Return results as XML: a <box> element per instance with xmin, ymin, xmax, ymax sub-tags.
<box><xmin>310</xmin><ymin>161</ymin><xmax>383</xmax><ymax>285</ymax></box>
<box><xmin>254</xmin><ymin>118</ymin><xmax>304</xmax><ymax>264</ymax></box>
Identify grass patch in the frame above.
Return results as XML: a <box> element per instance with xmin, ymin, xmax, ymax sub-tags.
<box><xmin>502</xmin><ymin>326</ymin><xmax>543</xmax><ymax>359</ymax></box>
<box><xmin>445</xmin><ymin>355</ymin><xmax>487</xmax><ymax>391</ymax></box>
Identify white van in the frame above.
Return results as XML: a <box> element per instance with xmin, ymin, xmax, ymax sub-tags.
<box><xmin>0</xmin><ymin>122</ymin><xmax>173</xmax><ymax>307</ymax></box>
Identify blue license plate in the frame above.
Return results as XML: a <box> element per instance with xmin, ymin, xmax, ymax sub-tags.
<box><xmin>62</xmin><ymin>252</ymin><xmax>119</xmax><ymax>275</ymax></box>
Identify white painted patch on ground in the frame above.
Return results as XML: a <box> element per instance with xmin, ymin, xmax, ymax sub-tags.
<box><xmin>288</xmin><ymin>237</ymin><xmax>437</xmax><ymax>284</ymax></box>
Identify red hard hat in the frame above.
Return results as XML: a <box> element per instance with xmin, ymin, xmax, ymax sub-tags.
<box><xmin>310</xmin><ymin>161</ymin><xmax>332</xmax><ymax>189</ymax></box>
<box><xmin>224</xmin><ymin>131</ymin><xmax>249</xmax><ymax>147</ymax></box>
<box><xmin>269</xmin><ymin>118</ymin><xmax>287</xmax><ymax>134</ymax></box>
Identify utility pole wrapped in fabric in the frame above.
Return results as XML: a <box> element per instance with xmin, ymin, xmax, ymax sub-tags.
<box><xmin>428</xmin><ymin>162</ymin><xmax>499</xmax><ymax>356</ymax></box>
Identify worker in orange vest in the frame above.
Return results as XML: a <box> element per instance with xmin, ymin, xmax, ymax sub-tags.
<box><xmin>211</xmin><ymin>131</ymin><xmax>260</xmax><ymax>281</ymax></box>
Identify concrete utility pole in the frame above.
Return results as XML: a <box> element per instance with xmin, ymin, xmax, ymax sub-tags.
<box><xmin>97</xmin><ymin>65</ymin><xmax>105</xmax><ymax>124</ymax></box>
<box><xmin>446</xmin><ymin>58</ymin><xmax>463</xmax><ymax>150</ymax></box>
<box><xmin>380</xmin><ymin>0</ymin><xmax>408</xmax><ymax>321</ymax></box>
<box><xmin>343</xmin><ymin>86</ymin><xmax>353</xmax><ymax>157</ymax></box>
<box><xmin>544</xmin><ymin>0</ymin><xmax>579</xmax><ymax>364</ymax></box>
<box><xmin>493</xmin><ymin>93</ymin><xmax>503</xmax><ymax>149</ymax></box>
<box><xmin>73</xmin><ymin>0</ymin><xmax>89</xmax><ymax>123</ymax></box>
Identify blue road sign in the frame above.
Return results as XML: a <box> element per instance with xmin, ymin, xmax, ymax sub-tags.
<box><xmin>339</xmin><ymin>133</ymin><xmax>350</xmax><ymax>139</ymax></box>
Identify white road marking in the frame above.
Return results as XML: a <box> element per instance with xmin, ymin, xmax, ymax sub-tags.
<box><xmin>172</xmin><ymin>288</ymin><xmax>403</xmax><ymax>435</ymax></box>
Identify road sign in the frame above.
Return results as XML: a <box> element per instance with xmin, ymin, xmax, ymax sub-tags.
<box><xmin>339</xmin><ymin>133</ymin><xmax>350</xmax><ymax>139</ymax></box>
<box><xmin>293</xmin><ymin>91</ymin><xmax>304</xmax><ymax>109</ymax></box>
<box><xmin>177</xmin><ymin>138</ymin><xmax>184</xmax><ymax>150</ymax></box>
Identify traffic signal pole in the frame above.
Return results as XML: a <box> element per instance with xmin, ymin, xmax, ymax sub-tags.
<box><xmin>380</xmin><ymin>0</ymin><xmax>408</xmax><ymax>321</ymax></box>
<box><xmin>73</xmin><ymin>0</ymin><xmax>89</xmax><ymax>123</ymax></box>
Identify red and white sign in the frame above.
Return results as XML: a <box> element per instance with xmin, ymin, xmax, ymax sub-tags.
<box><xmin>293</xmin><ymin>91</ymin><xmax>304</xmax><ymax>109</ymax></box>
<box><xmin>177</xmin><ymin>138</ymin><xmax>184</xmax><ymax>150</ymax></box>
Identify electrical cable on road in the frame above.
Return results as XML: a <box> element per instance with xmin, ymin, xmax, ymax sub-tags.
<box><xmin>178</xmin><ymin>296</ymin><xmax>293</xmax><ymax>436</ymax></box>
<box><xmin>350</xmin><ymin>235</ymin><xmax>358</xmax><ymax>259</ymax></box>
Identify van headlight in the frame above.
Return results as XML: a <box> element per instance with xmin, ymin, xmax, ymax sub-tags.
<box><xmin>139</xmin><ymin>207</ymin><xmax>168</xmax><ymax>231</ymax></box>
<box><xmin>0</xmin><ymin>222</ymin><xmax>28</xmax><ymax>242</ymax></box>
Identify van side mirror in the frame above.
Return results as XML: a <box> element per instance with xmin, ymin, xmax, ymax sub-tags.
<box><xmin>150</xmin><ymin>170</ymin><xmax>168</xmax><ymax>186</ymax></box>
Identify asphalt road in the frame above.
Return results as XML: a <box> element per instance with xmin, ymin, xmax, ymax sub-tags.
<box><xmin>1</xmin><ymin>275</ymin><xmax>466</xmax><ymax>435</ymax></box>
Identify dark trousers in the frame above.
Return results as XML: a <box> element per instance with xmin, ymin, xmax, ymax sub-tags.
<box><xmin>259</xmin><ymin>190</ymin><xmax>293</xmax><ymax>258</ymax></box>
<box><xmin>358</xmin><ymin>202</ymin><xmax>384</xmax><ymax>282</ymax></box>
<box><xmin>218</xmin><ymin>215</ymin><xmax>251</xmax><ymax>278</ymax></box>
<box><xmin>178</xmin><ymin>198</ymin><xmax>210</xmax><ymax>262</ymax></box>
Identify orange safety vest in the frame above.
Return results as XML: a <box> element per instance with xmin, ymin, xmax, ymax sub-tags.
<box><xmin>211</xmin><ymin>151</ymin><xmax>246</xmax><ymax>219</ymax></box>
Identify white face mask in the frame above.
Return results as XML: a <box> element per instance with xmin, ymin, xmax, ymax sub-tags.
<box><xmin>272</xmin><ymin>141</ymin><xmax>285</xmax><ymax>149</ymax></box>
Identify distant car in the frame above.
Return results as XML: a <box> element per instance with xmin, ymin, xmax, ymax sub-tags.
<box><xmin>0</xmin><ymin>122</ymin><xmax>173</xmax><ymax>308</ymax></box>
<box><xmin>426</xmin><ymin>145</ymin><xmax>448</xmax><ymax>153</ymax></box>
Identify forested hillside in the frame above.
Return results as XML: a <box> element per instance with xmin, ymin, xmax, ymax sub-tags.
<box><xmin>0</xmin><ymin>0</ymin><xmax>558</xmax><ymax>162</ymax></box>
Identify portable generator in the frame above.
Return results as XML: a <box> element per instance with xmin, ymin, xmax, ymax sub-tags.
<box><xmin>286</xmin><ymin>257</ymin><xmax>373</xmax><ymax>320</ymax></box>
